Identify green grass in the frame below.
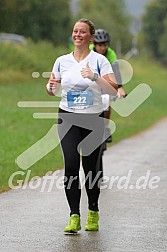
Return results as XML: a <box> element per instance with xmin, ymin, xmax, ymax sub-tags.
<box><xmin>0</xmin><ymin>41</ymin><xmax>167</xmax><ymax>192</ymax></box>
<box><xmin>0</xmin><ymin>39</ymin><xmax>68</xmax><ymax>82</ymax></box>
<box><xmin>0</xmin><ymin>40</ymin><xmax>68</xmax><ymax>192</ymax></box>
<box><xmin>0</xmin><ymin>79</ymin><xmax>63</xmax><ymax>192</ymax></box>
<box><xmin>112</xmin><ymin>57</ymin><xmax>167</xmax><ymax>143</ymax></box>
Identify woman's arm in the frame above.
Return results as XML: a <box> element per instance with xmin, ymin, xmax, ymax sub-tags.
<box><xmin>97</xmin><ymin>72</ymin><xmax>117</xmax><ymax>95</ymax></box>
<box><xmin>81</xmin><ymin>62</ymin><xmax>118</xmax><ymax>95</ymax></box>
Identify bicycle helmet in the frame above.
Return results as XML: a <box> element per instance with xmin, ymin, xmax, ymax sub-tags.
<box><xmin>94</xmin><ymin>29</ymin><xmax>110</xmax><ymax>43</ymax></box>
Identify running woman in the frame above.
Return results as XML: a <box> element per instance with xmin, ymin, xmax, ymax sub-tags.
<box><xmin>46</xmin><ymin>19</ymin><xmax>118</xmax><ymax>233</ymax></box>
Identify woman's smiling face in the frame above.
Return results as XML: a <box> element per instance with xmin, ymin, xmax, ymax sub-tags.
<box><xmin>72</xmin><ymin>22</ymin><xmax>94</xmax><ymax>47</ymax></box>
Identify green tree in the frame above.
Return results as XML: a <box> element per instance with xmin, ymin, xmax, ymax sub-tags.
<box><xmin>142</xmin><ymin>0</ymin><xmax>167</xmax><ymax>64</ymax></box>
<box><xmin>159</xmin><ymin>16</ymin><xmax>167</xmax><ymax>61</ymax></box>
<box><xmin>0</xmin><ymin>0</ymin><xmax>72</xmax><ymax>45</ymax></box>
<box><xmin>72</xmin><ymin>0</ymin><xmax>131</xmax><ymax>55</ymax></box>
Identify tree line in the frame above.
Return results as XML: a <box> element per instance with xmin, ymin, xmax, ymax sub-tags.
<box><xmin>0</xmin><ymin>0</ymin><xmax>72</xmax><ymax>45</ymax></box>
<box><xmin>0</xmin><ymin>0</ymin><xmax>131</xmax><ymax>53</ymax></box>
<box><xmin>142</xmin><ymin>0</ymin><xmax>167</xmax><ymax>64</ymax></box>
<box><xmin>0</xmin><ymin>0</ymin><xmax>167</xmax><ymax>64</ymax></box>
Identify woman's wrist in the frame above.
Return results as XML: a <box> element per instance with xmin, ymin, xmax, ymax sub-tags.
<box><xmin>91</xmin><ymin>73</ymin><xmax>99</xmax><ymax>82</ymax></box>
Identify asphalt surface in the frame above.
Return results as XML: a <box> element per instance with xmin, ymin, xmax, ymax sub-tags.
<box><xmin>0</xmin><ymin>118</ymin><xmax>167</xmax><ymax>252</ymax></box>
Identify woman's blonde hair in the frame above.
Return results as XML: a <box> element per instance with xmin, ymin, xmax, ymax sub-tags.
<box><xmin>76</xmin><ymin>18</ymin><xmax>95</xmax><ymax>35</ymax></box>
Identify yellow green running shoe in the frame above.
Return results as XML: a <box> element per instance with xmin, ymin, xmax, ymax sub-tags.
<box><xmin>85</xmin><ymin>210</ymin><xmax>99</xmax><ymax>231</ymax></box>
<box><xmin>64</xmin><ymin>214</ymin><xmax>81</xmax><ymax>233</ymax></box>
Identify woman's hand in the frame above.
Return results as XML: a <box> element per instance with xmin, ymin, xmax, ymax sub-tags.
<box><xmin>81</xmin><ymin>62</ymin><xmax>94</xmax><ymax>80</ymax></box>
<box><xmin>46</xmin><ymin>72</ymin><xmax>61</xmax><ymax>96</ymax></box>
<box><xmin>118</xmin><ymin>87</ymin><xmax>126</xmax><ymax>98</ymax></box>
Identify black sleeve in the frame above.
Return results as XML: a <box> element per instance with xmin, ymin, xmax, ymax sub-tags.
<box><xmin>111</xmin><ymin>61</ymin><xmax>122</xmax><ymax>88</ymax></box>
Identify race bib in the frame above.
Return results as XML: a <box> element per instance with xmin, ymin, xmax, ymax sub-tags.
<box><xmin>67</xmin><ymin>90</ymin><xmax>93</xmax><ymax>109</ymax></box>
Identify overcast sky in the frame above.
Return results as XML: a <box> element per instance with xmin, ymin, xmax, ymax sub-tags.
<box><xmin>70</xmin><ymin>0</ymin><xmax>150</xmax><ymax>17</ymax></box>
<box><xmin>124</xmin><ymin>0</ymin><xmax>150</xmax><ymax>17</ymax></box>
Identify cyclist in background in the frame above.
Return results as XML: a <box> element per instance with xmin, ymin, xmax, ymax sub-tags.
<box><xmin>90</xmin><ymin>29</ymin><xmax>126</xmax><ymax>143</ymax></box>
<box><xmin>90</xmin><ymin>29</ymin><xmax>126</xmax><ymax>178</ymax></box>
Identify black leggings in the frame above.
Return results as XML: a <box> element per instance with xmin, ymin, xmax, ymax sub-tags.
<box><xmin>58</xmin><ymin>108</ymin><xmax>104</xmax><ymax>216</ymax></box>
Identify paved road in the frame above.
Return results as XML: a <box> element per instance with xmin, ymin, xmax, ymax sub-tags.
<box><xmin>0</xmin><ymin>118</ymin><xmax>167</xmax><ymax>252</ymax></box>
